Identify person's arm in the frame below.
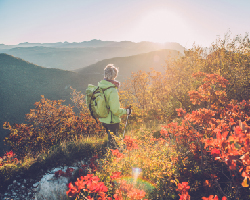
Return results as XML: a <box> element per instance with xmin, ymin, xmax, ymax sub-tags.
<box><xmin>109</xmin><ymin>89</ymin><xmax>126</xmax><ymax>116</ymax></box>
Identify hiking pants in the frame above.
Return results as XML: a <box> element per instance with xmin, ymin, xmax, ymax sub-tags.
<box><xmin>102</xmin><ymin>123</ymin><xmax>119</xmax><ymax>148</ymax></box>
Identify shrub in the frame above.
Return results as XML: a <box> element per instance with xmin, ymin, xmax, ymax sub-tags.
<box><xmin>0</xmin><ymin>150</ymin><xmax>19</xmax><ymax>167</ymax></box>
<box><xmin>161</xmin><ymin>72</ymin><xmax>250</xmax><ymax>199</ymax></box>
<box><xmin>3</xmin><ymin>90</ymin><xmax>105</xmax><ymax>158</ymax></box>
<box><xmin>68</xmin><ymin>128</ymin><xmax>180</xmax><ymax>199</ymax></box>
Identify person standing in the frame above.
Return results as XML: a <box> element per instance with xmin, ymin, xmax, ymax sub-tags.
<box><xmin>98</xmin><ymin>64</ymin><xmax>131</xmax><ymax>148</ymax></box>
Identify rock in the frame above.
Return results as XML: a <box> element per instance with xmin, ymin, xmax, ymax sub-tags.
<box><xmin>34</xmin><ymin>166</ymin><xmax>78</xmax><ymax>200</ymax></box>
<box><xmin>1</xmin><ymin>159</ymin><xmax>87</xmax><ymax>200</ymax></box>
<box><xmin>33</xmin><ymin>182</ymin><xmax>39</xmax><ymax>188</ymax></box>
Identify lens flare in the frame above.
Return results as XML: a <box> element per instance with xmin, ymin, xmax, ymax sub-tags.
<box><xmin>113</xmin><ymin>168</ymin><xmax>156</xmax><ymax>193</ymax></box>
<box><xmin>132</xmin><ymin>167</ymin><xmax>142</xmax><ymax>184</ymax></box>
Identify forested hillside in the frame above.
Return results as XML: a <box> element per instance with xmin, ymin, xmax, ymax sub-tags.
<box><xmin>0</xmin><ymin>54</ymin><xmax>86</xmax><ymax>155</ymax></box>
<box><xmin>76</xmin><ymin>49</ymin><xmax>181</xmax><ymax>83</ymax></box>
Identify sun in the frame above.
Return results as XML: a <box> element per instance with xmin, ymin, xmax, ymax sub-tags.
<box><xmin>132</xmin><ymin>9</ymin><xmax>192</xmax><ymax>44</ymax></box>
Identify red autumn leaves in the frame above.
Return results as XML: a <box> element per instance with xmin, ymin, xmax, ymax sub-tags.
<box><xmin>161</xmin><ymin>72</ymin><xmax>250</xmax><ymax>199</ymax></box>
<box><xmin>123</xmin><ymin>136</ymin><xmax>139</xmax><ymax>150</ymax></box>
<box><xmin>176</xmin><ymin>182</ymin><xmax>190</xmax><ymax>200</ymax></box>
<box><xmin>66</xmin><ymin>174</ymin><xmax>110</xmax><ymax>199</ymax></box>
<box><xmin>66</xmin><ymin>170</ymin><xmax>147</xmax><ymax>200</ymax></box>
<box><xmin>0</xmin><ymin>150</ymin><xmax>19</xmax><ymax>166</ymax></box>
<box><xmin>54</xmin><ymin>168</ymin><xmax>75</xmax><ymax>178</ymax></box>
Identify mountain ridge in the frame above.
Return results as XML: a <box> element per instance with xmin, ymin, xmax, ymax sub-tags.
<box><xmin>0</xmin><ymin>40</ymin><xmax>185</xmax><ymax>70</ymax></box>
<box><xmin>1</xmin><ymin>40</ymin><xmax>185</xmax><ymax>49</ymax></box>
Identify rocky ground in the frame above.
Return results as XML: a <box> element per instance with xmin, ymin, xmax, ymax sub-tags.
<box><xmin>1</xmin><ymin>170</ymin><xmax>45</xmax><ymax>200</ymax></box>
<box><xmin>0</xmin><ymin>163</ymin><xmax>82</xmax><ymax>200</ymax></box>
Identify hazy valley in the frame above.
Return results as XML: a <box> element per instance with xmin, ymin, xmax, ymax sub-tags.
<box><xmin>0</xmin><ymin>43</ymin><xmax>183</xmax><ymax>155</ymax></box>
<box><xmin>0</xmin><ymin>40</ymin><xmax>185</xmax><ymax>70</ymax></box>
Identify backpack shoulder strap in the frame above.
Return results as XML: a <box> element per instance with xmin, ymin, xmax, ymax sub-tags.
<box><xmin>101</xmin><ymin>86</ymin><xmax>116</xmax><ymax>123</ymax></box>
<box><xmin>101</xmin><ymin>86</ymin><xmax>115</xmax><ymax>106</ymax></box>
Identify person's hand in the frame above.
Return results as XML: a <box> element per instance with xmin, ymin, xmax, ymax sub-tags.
<box><xmin>126</xmin><ymin>106</ymin><xmax>132</xmax><ymax>115</ymax></box>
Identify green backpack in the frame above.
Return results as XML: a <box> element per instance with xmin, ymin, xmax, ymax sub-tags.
<box><xmin>85</xmin><ymin>84</ymin><xmax>115</xmax><ymax>119</ymax></box>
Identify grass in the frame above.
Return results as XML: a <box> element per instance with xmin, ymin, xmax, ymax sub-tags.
<box><xmin>0</xmin><ymin>120</ymin><xmax>235</xmax><ymax>199</ymax></box>
<box><xmin>0</xmin><ymin>120</ymin><xmax>168</xmax><ymax>198</ymax></box>
<box><xmin>111</xmin><ymin>128</ymin><xmax>178</xmax><ymax>199</ymax></box>
<box><xmin>0</xmin><ymin>134</ymin><xmax>109</xmax><ymax>193</ymax></box>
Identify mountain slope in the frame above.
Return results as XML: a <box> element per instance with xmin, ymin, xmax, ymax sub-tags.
<box><xmin>75</xmin><ymin>49</ymin><xmax>182</xmax><ymax>84</ymax></box>
<box><xmin>0</xmin><ymin>54</ymin><xmax>86</xmax><ymax>155</ymax></box>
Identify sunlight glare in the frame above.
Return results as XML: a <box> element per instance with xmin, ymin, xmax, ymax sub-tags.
<box><xmin>133</xmin><ymin>9</ymin><xmax>193</xmax><ymax>44</ymax></box>
<box><xmin>132</xmin><ymin>167</ymin><xmax>142</xmax><ymax>184</ymax></box>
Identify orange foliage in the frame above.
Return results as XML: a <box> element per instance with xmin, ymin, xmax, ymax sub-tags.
<box><xmin>3</xmin><ymin>90</ymin><xmax>105</xmax><ymax>157</ymax></box>
<box><xmin>66</xmin><ymin>174</ymin><xmax>110</xmax><ymax>199</ymax></box>
<box><xmin>176</xmin><ymin>182</ymin><xmax>190</xmax><ymax>200</ymax></box>
<box><xmin>161</xmin><ymin>72</ymin><xmax>250</xmax><ymax>199</ymax></box>
<box><xmin>0</xmin><ymin>150</ymin><xmax>19</xmax><ymax>166</ymax></box>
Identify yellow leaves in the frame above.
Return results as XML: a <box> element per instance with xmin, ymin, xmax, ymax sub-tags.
<box><xmin>171</xmin><ymin>179</ymin><xmax>179</xmax><ymax>186</ymax></box>
<box><xmin>37</xmin><ymin>137</ymin><xmax>43</xmax><ymax>141</ymax></box>
<box><xmin>4</xmin><ymin>92</ymin><xmax>106</xmax><ymax>157</ymax></box>
<box><xmin>3</xmin><ymin>122</ymin><xmax>11</xmax><ymax>130</ymax></box>
<box><xmin>203</xmin><ymin>180</ymin><xmax>211</xmax><ymax>188</ymax></box>
<box><xmin>242</xmin><ymin>177</ymin><xmax>249</xmax><ymax>187</ymax></box>
<box><xmin>100</xmin><ymin>128</ymin><xmax>178</xmax><ymax>195</ymax></box>
<box><xmin>120</xmin><ymin>69</ymin><xmax>173</xmax><ymax>122</ymax></box>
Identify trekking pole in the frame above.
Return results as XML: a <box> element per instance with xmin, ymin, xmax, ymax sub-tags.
<box><xmin>110</xmin><ymin>106</ymin><xmax>131</xmax><ymax>151</ymax></box>
<box><xmin>123</xmin><ymin>105</ymin><xmax>131</xmax><ymax>139</ymax></box>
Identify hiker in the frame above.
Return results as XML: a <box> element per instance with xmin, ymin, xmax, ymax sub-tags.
<box><xmin>98</xmin><ymin>64</ymin><xmax>131</xmax><ymax>148</ymax></box>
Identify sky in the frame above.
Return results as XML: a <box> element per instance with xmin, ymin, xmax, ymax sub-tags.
<box><xmin>0</xmin><ymin>0</ymin><xmax>250</xmax><ymax>48</ymax></box>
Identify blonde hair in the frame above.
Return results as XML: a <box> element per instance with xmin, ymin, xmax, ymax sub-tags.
<box><xmin>104</xmin><ymin>64</ymin><xmax>118</xmax><ymax>80</ymax></box>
